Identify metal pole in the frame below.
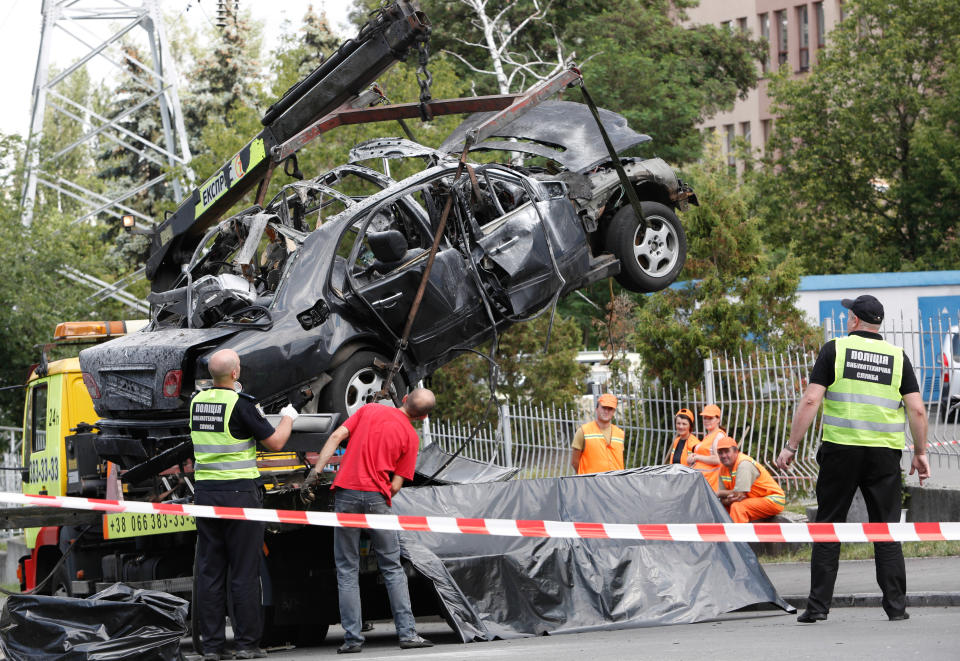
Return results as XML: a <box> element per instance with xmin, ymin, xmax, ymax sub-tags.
<box><xmin>500</xmin><ymin>404</ymin><xmax>513</xmax><ymax>468</ymax></box>
<box><xmin>703</xmin><ymin>356</ymin><xmax>716</xmax><ymax>404</ymax></box>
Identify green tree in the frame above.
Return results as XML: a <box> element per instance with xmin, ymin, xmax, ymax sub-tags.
<box><xmin>429</xmin><ymin>314</ymin><xmax>587</xmax><ymax>424</ymax></box>
<box><xmin>758</xmin><ymin>0</ymin><xmax>960</xmax><ymax>273</ymax></box>
<box><xmin>571</xmin><ymin>0</ymin><xmax>764</xmax><ymax>163</ymax></box>
<box><xmin>631</xmin><ymin>138</ymin><xmax>820</xmax><ymax>389</ymax></box>
<box><xmin>0</xmin><ymin>133</ymin><xmax>130</xmax><ymax>426</ymax></box>
<box><xmin>363</xmin><ymin>0</ymin><xmax>764</xmax><ymax>163</ymax></box>
<box><xmin>183</xmin><ymin>6</ymin><xmax>264</xmax><ymax>159</ymax></box>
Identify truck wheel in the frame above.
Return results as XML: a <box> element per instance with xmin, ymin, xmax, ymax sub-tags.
<box><xmin>318</xmin><ymin>351</ymin><xmax>405</xmax><ymax>420</ymax></box>
<box><xmin>606</xmin><ymin>201</ymin><xmax>686</xmax><ymax>293</ymax></box>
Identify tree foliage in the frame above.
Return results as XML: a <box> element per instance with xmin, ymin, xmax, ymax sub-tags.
<box><xmin>0</xmin><ymin>133</ymin><xmax>130</xmax><ymax>426</ymax></box>
<box><xmin>570</xmin><ymin>0</ymin><xmax>764</xmax><ymax>164</ymax></box>
<box><xmin>428</xmin><ymin>314</ymin><xmax>587</xmax><ymax>424</ymax></box>
<box><xmin>757</xmin><ymin>0</ymin><xmax>960</xmax><ymax>273</ymax></box>
<box><xmin>631</xmin><ymin>138</ymin><xmax>820</xmax><ymax>388</ymax></box>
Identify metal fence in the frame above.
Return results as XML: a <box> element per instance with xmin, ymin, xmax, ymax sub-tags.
<box><xmin>426</xmin><ymin>315</ymin><xmax>960</xmax><ymax>487</ymax></box>
<box><xmin>0</xmin><ymin>426</ymin><xmax>23</xmax><ymax>539</ymax></box>
<box><xmin>1</xmin><ymin>315</ymin><xmax>957</xmax><ymax>493</ymax></box>
<box><xmin>0</xmin><ymin>426</ymin><xmax>23</xmax><ymax>495</ymax></box>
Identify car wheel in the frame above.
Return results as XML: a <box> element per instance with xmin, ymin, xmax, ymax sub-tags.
<box><xmin>606</xmin><ymin>201</ymin><xmax>686</xmax><ymax>293</ymax></box>
<box><xmin>318</xmin><ymin>350</ymin><xmax>405</xmax><ymax>421</ymax></box>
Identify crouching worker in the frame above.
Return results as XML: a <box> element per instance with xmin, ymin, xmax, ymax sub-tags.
<box><xmin>716</xmin><ymin>438</ymin><xmax>785</xmax><ymax>523</ymax></box>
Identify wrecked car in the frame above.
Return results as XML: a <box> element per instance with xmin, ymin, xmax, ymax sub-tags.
<box><xmin>81</xmin><ymin>101</ymin><xmax>695</xmax><ymax>463</ymax></box>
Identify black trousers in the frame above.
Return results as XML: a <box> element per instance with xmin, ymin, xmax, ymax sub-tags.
<box><xmin>195</xmin><ymin>484</ymin><xmax>265</xmax><ymax>653</ymax></box>
<box><xmin>808</xmin><ymin>442</ymin><xmax>906</xmax><ymax>617</ymax></box>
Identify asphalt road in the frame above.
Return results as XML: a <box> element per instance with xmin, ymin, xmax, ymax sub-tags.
<box><xmin>228</xmin><ymin>607</ymin><xmax>957</xmax><ymax>660</ymax></box>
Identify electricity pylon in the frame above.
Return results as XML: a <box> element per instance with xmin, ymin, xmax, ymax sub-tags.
<box><xmin>20</xmin><ymin>0</ymin><xmax>193</xmax><ymax>311</ymax></box>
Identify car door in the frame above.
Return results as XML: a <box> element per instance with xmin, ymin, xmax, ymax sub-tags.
<box><xmin>343</xmin><ymin>181</ymin><xmax>489</xmax><ymax>364</ymax></box>
<box><xmin>473</xmin><ymin>167</ymin><xmax>588</xmax><ymax>315</ymax></box>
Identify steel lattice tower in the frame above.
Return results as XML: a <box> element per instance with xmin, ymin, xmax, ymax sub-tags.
<box><xmin>20</xmin><ymin>0</ymin><xmax>194</xmax><ymax>312</ymax></box>
<box><xmin>21</xmin><ymin>0</ymin><xmax>192</xmax><ymax>231</ymax></box>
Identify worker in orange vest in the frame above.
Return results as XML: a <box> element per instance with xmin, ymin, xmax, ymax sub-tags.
<box><xmin>665</xmin><ymin>408</ymin><xmax>699</xmax><ymax>464</ymax></box>
<box><xmin>686</xmin><ymin>404</ymin><xmax>725</xmax><ymax>491</ymax></box>
<box><xmin>716</xmin><ymin>437</ymin><xmax>786</xmax><ymax>523</ymax></box>
<box><xmin>570</xmin><ymin>393</ymin><xmax>625</xmax><ymax>474</ymax></box>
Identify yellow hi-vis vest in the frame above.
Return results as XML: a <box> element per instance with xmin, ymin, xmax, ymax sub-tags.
<box><xmin>821</xmin><ymin>334</ymin><xmax>906</xmax><ymax>449</ymax></box>
<box><xmin>190</xmin><ymin>388</ymin><xmax>259</xmax><ymax>481</ymax></box>
<box><xmin>578</xmin><ymin>420</ymin><xmax>625</xmax><ymax>473</ymax></box>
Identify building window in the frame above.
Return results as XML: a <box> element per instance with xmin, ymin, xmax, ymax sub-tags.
<box><xmin>721</xmin><ymin>19</ymin><xmax>732</xmax><ymax>31</ymax></box>
<box><xmin>815</xmin><ymin>2</ymin><xmax>826</xmax><ymax>48</ymax></box>
<box><xmin>762</xmin><ymin>119</ymin><xmax>772</xmax><ymax>152</ymax></box>
<box><xmin>776</xmin><ymin>10</ymin><xmax>788</xmax><ymax>67</ymax></box>
<box><xmin>838</xmin><ymin>0</ymin><xmax>847</xmax><ymax>22</ymax></box>
<box><xmin>759</xmin><ymin>13</ymin><xmax>771</xmax><ymax>73</ymax></box>
<box><xmin>741</xmin><ymin>121</ymin><xmax>752</xmax><ymax>150</ymax></box>
<box><xmin>798</xmin><ymin>5</ymin><xmax>810</xmax><ymax>72</ymax></box>
<box><xmin>725</xmin><ymin>124</ymin><xmax>736</xmax><ymax>166</ymax></box>
<box><xmin>738</xmin><ymin>17</ymin><xmax>748</xmax><ymax>33</ymax></box>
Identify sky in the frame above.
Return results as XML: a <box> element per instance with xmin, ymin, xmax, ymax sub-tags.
<box><xmin>0</xmin><ymin>0</ymin><xmax>356</xmax><ymax>137</ymax></box>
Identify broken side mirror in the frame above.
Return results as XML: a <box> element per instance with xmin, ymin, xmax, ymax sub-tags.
<box><xmin>297</xmin><ymin>299</ymin><xmax>330</xmax><ymax>330</ymax></box>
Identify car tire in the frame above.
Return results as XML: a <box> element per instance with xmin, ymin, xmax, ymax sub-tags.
<box><xmin>606</xmin><ymin>201</ymin><xmax>686</xmax><ymax>293</ymax></box>
<box><xmin>318</xmin><ymin>350</ymin><xmax>405</xmax><ymax>421</ymax></box>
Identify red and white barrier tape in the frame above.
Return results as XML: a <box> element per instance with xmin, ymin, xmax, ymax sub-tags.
<box><xmin>906</xmin><ymin>440</ymin><xmax>960</xmax><ymax>451</ymax></box>
<box><xmin>5</xmin><ymin>492</ymin><xmax>959</xmax><ymax>543</ymax></box>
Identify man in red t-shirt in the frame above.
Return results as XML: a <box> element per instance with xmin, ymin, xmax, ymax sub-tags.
<box><xmin>311</xmin><ymin>388</ymin><xmax>436</xmax><ymax>654</ymax></box>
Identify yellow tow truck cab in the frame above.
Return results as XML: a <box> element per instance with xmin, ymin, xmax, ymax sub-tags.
<box><xmin>17</xmin><ymin>320</ymin><xmax>199</xmax><ymax>594</ymax></box>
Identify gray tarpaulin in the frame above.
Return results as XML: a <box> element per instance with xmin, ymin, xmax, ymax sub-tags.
<box><xmin>394</xmin><ymin>464</ymin><xmax>793</xmax><ymax>642</ymax></box>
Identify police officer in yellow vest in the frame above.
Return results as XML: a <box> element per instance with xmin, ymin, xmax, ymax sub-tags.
<box><xmin>776</xmin><ymin>295</ymin><xmax>930</xmax><ymax>624</ymax></box>
<box><xmin>191</xmin><ymin>349</ymin><xmax>297</xmax><ymax>661</ymax></box>
<box><xmin>570</xmin><ymin>393</ymin><xmax>625</xmax><ymax>474</ymax></box>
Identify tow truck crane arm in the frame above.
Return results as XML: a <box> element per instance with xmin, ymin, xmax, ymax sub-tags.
<box><xmin>146</xmin><ymin>1</ymin><xmax>432</xmax><ymax>291</ymax></box>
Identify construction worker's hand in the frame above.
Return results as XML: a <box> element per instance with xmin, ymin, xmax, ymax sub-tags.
<box><xmin>775</xmin><ymin>446</ymin><xmax>796</xmax><ymax>471</ymax></box>
<box><xmin>909</xmin><ymin>454</ymin><xmax>931</xmax><ymax>486</ymax></box>
<box><xmin>686</xmin><ymin>453</ymin><xmax>696</xmax><ymax>467</ymax></box>
<box><xmin>280</xmin><ymin>404</ymin><xmax>300</xmax><ymax>421</ymax></box>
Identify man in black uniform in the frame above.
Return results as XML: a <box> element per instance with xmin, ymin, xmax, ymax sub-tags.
<box><xmin>777</xmin><ymin>295</ymin><xmax>930</xmax><ymax>623</ymax></box>
<box><xmin>191</xmin><ymin>349</ymin><xmax>297</xmax><ymax>660</ymax></box>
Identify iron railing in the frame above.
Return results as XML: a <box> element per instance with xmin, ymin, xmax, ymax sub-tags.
<box><xmin>426</xmin><ymin>315</ymin><xmax>960</xmax><ymax>486</ymax></box>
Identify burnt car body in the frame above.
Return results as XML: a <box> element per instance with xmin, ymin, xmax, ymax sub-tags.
<box><xmin>80</xmin><ymin>101</ymin><xmax>695</xmax><ymax>480</ymax></box>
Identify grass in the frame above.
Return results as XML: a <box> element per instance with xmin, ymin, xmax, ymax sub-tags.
<box><xmin>759</xmin><ymin>540</ymin><xmax>960</xmax><ymax>563</ymax></box>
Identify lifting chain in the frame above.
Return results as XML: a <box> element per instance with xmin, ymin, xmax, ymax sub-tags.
<box><xmin>415</xmin><ymin>37</ymin><xmax>434</xmax><ymax>122</ymax></box>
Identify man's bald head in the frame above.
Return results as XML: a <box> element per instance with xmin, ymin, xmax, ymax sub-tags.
<box><xmin>403</xmin><ymin>388</ymin><xmax>436</xmax><ymax>419</ymax></box>
<box><xmin>208</xmin><ymin>349</ymin><xmax>240</xmax><ymax>385</ymax></box>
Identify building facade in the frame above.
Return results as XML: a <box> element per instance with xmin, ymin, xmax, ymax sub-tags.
<box><xmin>684</xmin><ymin>1</ymin><xmax>846</xmax><ymax>160</ymax></box>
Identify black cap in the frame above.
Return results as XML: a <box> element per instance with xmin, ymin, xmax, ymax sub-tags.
<box><xmin>842</xmin><ymin>295</ymin><xmax>884</xmax><ymax>325</ymax></box>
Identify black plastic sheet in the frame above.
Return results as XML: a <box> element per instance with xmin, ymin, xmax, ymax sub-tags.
<box><xmin>0</xmin><ymin>583</ymin><xmax>188</xmax><ymax>660</ymax></box>
<box><xmin>414</xmin><ymin>441</ymin><xmax>520</xmax><ymax>484</ymax></box>
<box><xmin>394</xmin><ymin>465</ymin><xmax>793</xmax><ymax>641</ymax></box>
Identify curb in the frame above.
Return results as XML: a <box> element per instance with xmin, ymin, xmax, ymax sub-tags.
<box><xmin>782</xmin><ymin>592</ymin><xmax>960</xmax><ymax>609</ymax></box>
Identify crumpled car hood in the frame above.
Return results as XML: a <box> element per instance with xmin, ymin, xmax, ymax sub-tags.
<box><xmin>437</xmin><ymin>100</ymin><xmax>651</xmax><ymax>174</ymax></box>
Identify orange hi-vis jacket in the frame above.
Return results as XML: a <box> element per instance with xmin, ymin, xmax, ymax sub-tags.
<box><xmin>577</xmin><ymin>420</ymin><xmax>625</xmax><ymax>474</ymax></box>
<box><xmin>666</xmin><ymin>434</ymin><xmax>699</xmax><ymax>465</ymax></box>
<box><xmin>719</xmin><ymin>452</ymin><xmax>786</xmax><ymax>507</ymax></box>
<box><xmin>690</xmin><ymin>429</ymin><xmax>724</xmax><ymax>491</ymax></box>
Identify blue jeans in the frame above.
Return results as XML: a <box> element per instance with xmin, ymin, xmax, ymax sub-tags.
<box><xmin>333</xmin><ymin>489</ymin><xmax>417</xmax><ymax>644</ymax></box>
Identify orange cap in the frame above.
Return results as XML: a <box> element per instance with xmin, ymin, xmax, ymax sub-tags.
<box><xmin>676</xmin><ymin>408</ymin><xmax>695</xmax><ymax>423</ymax></box>
<box><xmin>700</xmin><ymin>404</ymin><xmax>722</xmax><ymax>417</ymax></box>
<box><xmin>717</xmin><ymin>437</ymin><xmax>738</xmax><ymax>450</ymax></box>
<box><xmin>597</xmin><ymin>393</ymin><xmax>618</xmax><ymax>408</ymax></box>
